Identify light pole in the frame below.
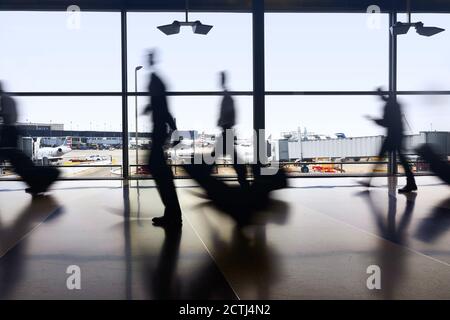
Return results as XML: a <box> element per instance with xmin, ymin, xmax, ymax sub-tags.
<box><xmin>135</xmin><ymin>65</ymin><xmax>143</xmax><ymax>174</ymax></box>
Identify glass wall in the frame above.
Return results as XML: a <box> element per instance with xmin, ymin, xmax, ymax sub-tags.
<box><xmin>266</xmin><ymin>96</ymin><xmax>387</xmax><ymax>174</ymax></box>
<box><xmin>127</xmin><ymin>12</ymin><xmax>252</xmax><ymax>92</ymax></box>
<box><xmin>397</xmin><ymin>14</ymin><xmax>450</xmax><ymax>91</ymax></box>
<box><xmin>0</xmin><ymin>97</ymin><xmax>122</xmax><ymax>179</ymax></box>
<box><xmin>396</xmin><ymin>13</ymin><xmax>450</xmax><ymax>173</ymax></box>
<box><xmin>0</xmin><ymin>9</ymin><xmax>448</xmax><ymax>179</ymax></box>
<box><xmin>0</xmin><ymin>11</ymin><xmax>121</xmax><ymax>92</ymax></box>
<box><xmin>126</xmin><ymin>12</ymin><xmax>253</xmax><ymax>177</ymax></box>
<box><xmin>0</xmin><ymin>11</ymin><xmax>122</xmax><ymax>179</ymax></box>
<box><xmin>127</xmin><ymin>95</ymin><xmax>253</xmax><ymax>177</ymax></box>
<box><xmin>265</xmin><ymin>13</ymin><xmax>389</xmax><ymax>91</ymax></box>
<box><xmin>265</xmin><ymin>13</ymin><xmax>391</xmax><ymax>175</ymax></box>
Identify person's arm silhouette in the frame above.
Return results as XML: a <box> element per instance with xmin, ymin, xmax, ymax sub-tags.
<box><xmin>165</xmin><ymin>110</ymin><xmax>177</xmax><ymax>132</ymax></box>
<box><xmin>372</xmin><ymin>87</ymin><xmax>391</xmax><ymax>128</ymax></box>
<box><xmin>374</xmin><ymin>115</ymin><xmax>389</xmax><ymax>128</ymax></box>
<box><xmin>143</xmin><ymin>103</ymin><xmax>152</xmax><ymax>115</ymax></box>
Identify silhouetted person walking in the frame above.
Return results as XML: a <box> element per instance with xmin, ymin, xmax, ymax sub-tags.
<box><xmin>0</xmin><ymin>81</ymin><xmax>59</xmax><ymax>194</ymax></box>
<box><xmin>143</xmin><ymin>51</ymin><xmax>182</xmax><ymax>227</ymax></box>
<box><xmin>363</xmin><ymin>88</ymin><xmax>417</xmax><ymax>193</ymax></box>
<box><xmin>215</xmin><ymin>71</ymin><xmax>248</xmax><ymax>188</ymax></box>
<box><xmin>0</xmin><ymin>81</ymin><xmax>19</xmax><ymax>153</ymax></box>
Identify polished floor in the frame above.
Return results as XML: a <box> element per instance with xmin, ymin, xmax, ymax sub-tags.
<box><xmin>0</xmin><ymin>176</ymin><xmax>449</xmax><ymax>300</ymax></box>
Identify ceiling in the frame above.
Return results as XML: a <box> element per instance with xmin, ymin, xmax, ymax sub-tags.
<box><xmin>1</xmin><ymin>0</ymin><xmax>450</xmax><ymax>13</ymax></box>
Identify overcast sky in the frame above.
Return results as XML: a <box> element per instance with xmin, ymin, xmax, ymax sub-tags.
<box><xmin>0</xmin><ymin>11</ymin><xmax>449</xmax><ymax>138</ymax></box>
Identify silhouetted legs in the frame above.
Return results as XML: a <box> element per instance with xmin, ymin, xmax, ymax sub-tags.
<box><xmin>148</xmin><ymin>141</ymin><xmax>182</xmax><ymax>226</ymax></box>
<box><xmin>232</xmin><ymin>151</ymin><xmax>248</xmax><ymax>189</ymax></box>
<box><xmin>363</xmin><ymin>140</ymin><xmax>390</xmax><ymax>187</ymax></box>
<box><xmin>363</xmin><ymin>139</ymin><xmax>417</xmax><ymax>193</ymax></box>
<box><xmin>397</xmin><ymin>150</ymin><xmax>415</xmax><ymax>180</ymax></box>
<box><xmin>396</xmin><ymin>144</ymin><xmax>417</xmax><ymax>193</ymax></box>
<box><xmin>220</xmin><ymin>130</ymin><xmax>249</xmax><ymax>189</ymax></box>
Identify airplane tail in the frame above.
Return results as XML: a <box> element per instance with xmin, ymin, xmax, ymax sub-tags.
<box><xmin>62</xmin><ymin>137</ymin><xmax>72</xmax><ymax>148</ymax></box>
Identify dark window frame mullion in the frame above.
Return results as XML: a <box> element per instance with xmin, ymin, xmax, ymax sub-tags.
<box><xmin>121</xmin><ymin>9</ymin><xmax>129</xmax><ymax>179</ymax></box>
<box><xmin>5</xmin><ymin>91</ymin><xmax>450</xmax><ymax>97</ymax></box>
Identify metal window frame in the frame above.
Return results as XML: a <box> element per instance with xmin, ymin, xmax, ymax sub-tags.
<box><xmin>1</xmin><ymin>6</ymin><xmax>449</xmax><ymax>181</ymax></box>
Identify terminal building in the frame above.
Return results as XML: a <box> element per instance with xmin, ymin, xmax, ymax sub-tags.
<box><xmin>16</xmin><ymin>122</ymin><xmax>152</xmax><ymax>149</ymax></box>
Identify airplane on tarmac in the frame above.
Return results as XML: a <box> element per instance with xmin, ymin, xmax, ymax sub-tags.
<box><xmin>34</xmin><ymin>137</ymin><xmax>72</xmax><ymax>165</ymax></box>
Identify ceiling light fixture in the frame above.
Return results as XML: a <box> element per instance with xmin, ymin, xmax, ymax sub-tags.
<box><xmin>157</xmin><ymin>0</ymin><xmax>213</xmax><ymax>35</ymax></box>
<box><xmin>390</xmin><ymin>0</ymin><xmax>445</xmax><ymax>37</ymax></box>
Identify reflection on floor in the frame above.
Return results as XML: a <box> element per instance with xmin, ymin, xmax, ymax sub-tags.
<box><xmin>0</xmin><ymin>176</ymin><xmax>449</xmax><ymax>299</ymax></box>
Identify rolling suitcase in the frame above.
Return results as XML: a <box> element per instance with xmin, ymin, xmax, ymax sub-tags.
<box><xmin>5</xmin><ymin>148</ymin><xmax>60</xmax><ymax>194</ymax></box>
<box><xmin>417</xmin><ymin>144</ymin><xmax>450</xmax><ymax>185</ymax></box>
<box><xmin>1</xmin><ymin>125</ymin><xmax>60</xmax><ymax>195</ymax></box>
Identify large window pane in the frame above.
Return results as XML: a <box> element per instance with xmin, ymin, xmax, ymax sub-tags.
<box><xmin>266</xmin><ymin>96</ymin><xmax>387</xmax><ymax>175</ymax></box>
<box><xmin>127</xmin><ymin>12</ymin><xmax>252</xmax><ymax>92</ymax></box>
<box><xmin>398</xmin><ymin>14</ymin><xmax>450</xmax><ymax>91</ymax></box>
<box><xmin>0</xmin><ymin>97</ymin><xmax>122</xmax><ymax>179</ymax></box>
<box><xmin>0</xmin><ymin>11</ymin><xmax>121</xmax><ymax>92</ymax></box>
<box><xmin>396</xmin><ymin>95</ymin><xmax>450</xmax><ymax>171</ymax></box>
<box><xmin>128</xmin><ymin>95</ymin><xmax>253</xmax><ymax>176</ymax></box>
<box><xmin>265</xmin><ymin>13</ymin><xmax>389</xmax><ymax>91</ymax></box>
<box><xmin>398</xmin><ymin>95</ymin><xmax>450</xmax><ymax>134</ymax></box>
<box><xmin>266</xmin><ymin>96</ymin><xmax>384</xmax><ymax>138</ymax></box>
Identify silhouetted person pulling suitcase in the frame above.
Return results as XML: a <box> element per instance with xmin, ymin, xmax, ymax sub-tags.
<box><xmin>0</xmin><ymin>81</ymin><xmax>59</xmax><ymax>195</ymax></box>
<box><xmin>362</xmin><ymin>88</ymin><xmax>417</xmax><ymax>193</ymax></box>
